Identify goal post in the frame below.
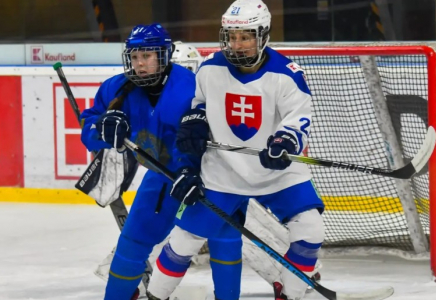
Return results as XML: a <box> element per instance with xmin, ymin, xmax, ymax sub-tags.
<box><xmin>197</xmin><ymin>45</ymin><xmax>436</xmax><ymax>278</ymax></box>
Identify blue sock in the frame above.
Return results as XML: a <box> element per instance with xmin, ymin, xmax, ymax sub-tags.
<box><xmin>209</xmin><ymin>237</ymin><xmax>242</xmax><ymax>300</ymax></box>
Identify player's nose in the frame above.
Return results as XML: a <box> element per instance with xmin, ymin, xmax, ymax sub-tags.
<box><xmin>233</xmin><ymin>40</ymin><xmax>243</xmax><ymax>50</ymax></box>
<box><xmin>137</xmin><ymin>58</ymin><xmax>145</xmax><ymax>66</ymax></box>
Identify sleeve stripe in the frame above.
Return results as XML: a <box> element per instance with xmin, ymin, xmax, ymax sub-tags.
<box><xmin>283</xmin><ymin>126</ymin><xmax>304</xmax><ymax>155</ymax></box>
<box><xmin>195</xmin><ymin>103</ymin><xmax>206</xmax><ymax>110</ymax></box>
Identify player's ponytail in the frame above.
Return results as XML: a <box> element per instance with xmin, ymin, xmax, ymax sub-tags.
<box><xmin>107</xmin><ymin>81</ymin><xmax>136</xmax><ymax>110</ymax></box>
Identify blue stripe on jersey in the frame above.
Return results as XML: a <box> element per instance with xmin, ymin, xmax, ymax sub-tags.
<box><xmin>285</xmin><ymin>240</ymin><xmax>322</xmax><ymax>268</ymax></box>
<box><xmin>195</xmin><ymin>103</ymin><xmax>206</xmax><ymax>110</ymax></box>
<box><xmin>200</xmin><ymin>48</ymin><xmax>311</xmax><ymax>96</ymax></box>
<box><xmin>157</xmin><ymin>243</ymin><xmax>191</xmax><ymax>273</ymax></box>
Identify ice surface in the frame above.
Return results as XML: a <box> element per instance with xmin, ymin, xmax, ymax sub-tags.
<box><xmin>1</xmin><ymin>203</ymin><xmax>435</xmax><ymax>300</ymax></box>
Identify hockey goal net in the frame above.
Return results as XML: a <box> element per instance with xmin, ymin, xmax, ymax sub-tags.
<box><xmin>198</xmin><ymin>45</ymin><xmax>435</xmax><ymax>275</ymax></box>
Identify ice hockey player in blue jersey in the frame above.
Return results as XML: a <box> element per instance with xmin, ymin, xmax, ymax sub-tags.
<box><xmin>146</xmin><ymin>1</ymin><xmax>325</xmax><ymax>300</ymax></box>
<box><xmin>80</xmin><ymin>23</ymin><xmax>199</xmax><ymax>300</ymax></box>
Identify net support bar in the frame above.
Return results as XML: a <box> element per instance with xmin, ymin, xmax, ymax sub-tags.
<box><xmin>360</xmin><ymin>55</ymin><xmax>429</xmax><ymax>254</ymax></box>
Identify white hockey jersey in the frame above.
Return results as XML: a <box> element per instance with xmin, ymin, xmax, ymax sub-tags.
<box><xmin>193</xmin><ymin>47</ymin><xmax>313</xmax><ymax>195</ymax></box>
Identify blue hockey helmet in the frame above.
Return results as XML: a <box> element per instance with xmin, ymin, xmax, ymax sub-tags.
<box><xmin>122</xmin><ymin>23</ymin><xmax>173</xmax><ymax>87</ymax></box>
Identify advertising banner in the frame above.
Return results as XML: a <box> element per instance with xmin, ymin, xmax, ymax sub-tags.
<box><xmin>0</xmin><ymin>76</ymin><xmax>23</xmax><ymax>187</ymax></box>
<box><xmin>19</xmin><ymin>71</ymin><xmax>145</xmax><ymax>191</ymax></box>
<box><xmin>25</xmin><ymin>43</ymin><xmax>123</xmax><ymax>65</ymax></box>
<box><xmin>0</xmin><ymin>45</ymin><xmax>25</xmax><ymax>65</ymax></box>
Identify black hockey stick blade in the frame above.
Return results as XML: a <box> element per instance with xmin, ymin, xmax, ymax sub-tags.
<box><xmin>207</xmin><ymin>126</ymin><xmax>436</xmax><ymax>179</ymax></box>
<box><xmin>123</xmin><ymin>138</ymin><xmax>394</xmax><ymax>300</ymax></box>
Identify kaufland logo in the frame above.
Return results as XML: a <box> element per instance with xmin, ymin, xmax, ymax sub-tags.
<box><xmin>223</xmin><ymin>17</ymin><xmax>249</xmax><ymax>25</ymax></box>
<box><xmin>30</xmin><ymin>46</ymin><xmax>76</xmax><ymax>64</ymax></box>
<box><xmin>31</xmin><ymin>46</ymin><xmax>43</xmax><ymax>64</ymax></box>
<box><xmin>44</xmin><ymin>52</ymin><xmax>76</xmax><ymax>62</ymax></box>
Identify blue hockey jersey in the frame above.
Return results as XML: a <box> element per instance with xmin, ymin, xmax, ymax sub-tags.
<box><xmin>80</xmin><ymin>64</ymin><xmax>198</xmax><ymax>172</ymax></box>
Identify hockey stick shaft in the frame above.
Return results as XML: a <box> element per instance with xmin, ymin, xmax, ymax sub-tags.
<box><xmin>52</xmin><ymin>62</ymin><xmax>152</xmax><ymax>287</ymax></box>
<box><xmin>52</xmin><ymin>62</ymin><xmax>128</xmax><ymax>229</ymax></box>
<box><xmin>122</xmin><ymin>139</ymin><xmax>393</xmax><ymax>300</ymax></box>
<box><xmin>207</xmin><ymin>126</ymin><xmax>435</xmax><ymax>180</ymax></box>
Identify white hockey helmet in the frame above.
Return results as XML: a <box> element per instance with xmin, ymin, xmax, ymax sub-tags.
<box><xmin>220</xmin><ymin>0</ymin><xmax>271</xmax><ymax>67</ymax></box>
<box><xmin>171</xmin><ymin>41</ymin><xmax>204</xmax><ymax>73</ymax></box>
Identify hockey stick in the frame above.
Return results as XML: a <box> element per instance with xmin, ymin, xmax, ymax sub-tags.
<box><xmin>52</xmin><ymin>62</ymin><xmax>152</xmax><ymax>289</ymax></box>
<box><xmin>206</xmin><ymin>126</ymin><xmax>436</xmax><ymax>180</ymax></box>
<box><xmin>122</xmin><ymin>138</ymin><xmax>394</xmax><ymax>300</ymax></box>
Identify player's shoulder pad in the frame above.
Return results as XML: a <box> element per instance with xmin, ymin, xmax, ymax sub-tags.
<box><xmin>99</xmin><ymin>73</ymin><xmax>130</xmax><ymax>97</ymax></box>
<box><xmin>265</xmin><ymin>47</ymin><xmax>311</xmax><ymax>96</ymax></box>
<box><xmin>169</xmin><ymin>63</ymin><xmax>196</xmax><ymax>86</ymax></box>
<box><xmin>164</xmin><ymin>64</ymin><xmax>196</xmax><ymax>118</ymax></box>
<box><xmin>203</xmin><ymin>52</ymin><xmax>215</xmax><ymax>62</ymax></box>
<box><xmin>198</xmin><ymin>51</ymin><xmax>228</xmax><ymax>70</ymax></box>
<box><xmin>102</xmin><ymin>73</ymin><xmax>127</xmax><ymax>86</ymax></box>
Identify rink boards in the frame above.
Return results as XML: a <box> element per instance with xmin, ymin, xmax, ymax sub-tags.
<box><xmin>0</xmin><ymin>65</ymin><xmax>430</xmax><ymax>213</ymax></box>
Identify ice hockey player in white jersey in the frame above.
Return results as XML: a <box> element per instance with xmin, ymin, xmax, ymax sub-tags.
<box><xmin>146</xmin><ymin>1</ymin><xmax>325</xmax><ymax>300</ymax></box>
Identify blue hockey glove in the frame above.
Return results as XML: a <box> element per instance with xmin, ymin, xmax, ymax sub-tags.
<box><xmin>170</xmin><ymin>167</ymin><xmax>204</xmax><ymax>206</ymax></box>
<box><xmin>95</xmin><ymin>110</ymin><xmax>131</xmax><ymax>152</ymax></box>
<box><xmin>259</xmin><ymin>131</ymin><xmax>298</xmax><ymax>170</ymax></box>
<box><xmin>176</xmin><ymin>108</ymin><xmax>209</xmax><ymax>157</ymax></box>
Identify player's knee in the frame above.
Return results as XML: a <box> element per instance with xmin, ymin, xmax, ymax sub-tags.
<box><xmin>116</xmin><ymin>234</ymin><xmax>154</xmax><ymax>262</ymax></box>
<box><xmin>168</xmin><ymin>226</ymin><xmax>207</xmax><ymax>256</ymax></box>
<box><xmin>123</xmin><ymin>206</ymin><xmax>175</xmax><ymax>247</ymax></box>
<box><xmin>209</xmin><ymin>238</ymin><xmax>242</xmax><ymax>263</ymax></box>
<box><xmin>287</xmin><ymin>209</ymin><xmax>324</xmax><ymax>244</ymax></box>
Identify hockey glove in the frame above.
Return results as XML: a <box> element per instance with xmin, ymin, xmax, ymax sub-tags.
<box><xmin>170</xmin><ymin>167</ymin><xmax>204</xmax><ymax>206</ymax></box>
<box><xmin>176</xmin><ymin>108</ymin><xmax>209</xmax><ymax>157</ymax></box>
<box><xmin>259</xmin><ymin>131</ymin><xmax>298</xmax><ymax>170</ymax></box>
<box><xmin>95</xmin><ymin>110</ymin><xmax>131</xmax><ymax>152</ymax></box>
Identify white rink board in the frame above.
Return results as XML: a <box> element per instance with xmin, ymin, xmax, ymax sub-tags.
<box><xmin>20</xmin><ymin>68</ymin><xmax>146</xmax><ymax>190</ymax></box>
<box><xmin>15</xmin><ymin>64</ymin><xmax>429</xmax><ymax>196</ymax></box>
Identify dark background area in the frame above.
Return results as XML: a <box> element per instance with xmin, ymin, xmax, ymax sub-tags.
<box><xmin>0</xmin><ymin>0</ymin><xmax>434</xmax><ymax>43</ymax></box>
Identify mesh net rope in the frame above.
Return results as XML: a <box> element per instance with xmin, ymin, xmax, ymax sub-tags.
<box><xmin>196</xmin><ymin>47</ymin><xmax>430</xmax><ymax>253</ymax></box>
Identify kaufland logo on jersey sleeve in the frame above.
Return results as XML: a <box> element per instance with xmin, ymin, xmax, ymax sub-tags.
<box><xmin>225</xmin><ymin>93</ymin><xmax>262</xmax><ymax>141</ymax></box>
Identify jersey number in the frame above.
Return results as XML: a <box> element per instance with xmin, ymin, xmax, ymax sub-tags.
<box><xmin>231</xmin><ymin>7</ymin><xmax>241</xmax><ymax>14</ymax></box>
<box><xmin>300</xmin><ymin>118</ymin><xmax>311</xmax><ymax>136</ymax></box>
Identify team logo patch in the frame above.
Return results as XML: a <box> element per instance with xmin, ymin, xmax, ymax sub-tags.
<box><xmin>225</xmin><ymin>93</ymin><xmax>262</xmax><ymax>141</ymax></box>
<box><xmin>286</xmin><ymin>62</ymin><xmax>303</xmax><ymax>73</ymax></box>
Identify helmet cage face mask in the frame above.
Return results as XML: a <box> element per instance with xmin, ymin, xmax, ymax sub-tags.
<box><xmin>219</xmin><ymin>26</ymin><xmax>269</xmax><ymax>68</ymax></box>
<box><xmin>122</xmin><ymin>46</ymin><xmax>170</xmax><ymax>87</ymax></box>
<box><xmin>122</xmin><ymin>23</ymin><xmax>172</xmax><ymax>87</ymax></box>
